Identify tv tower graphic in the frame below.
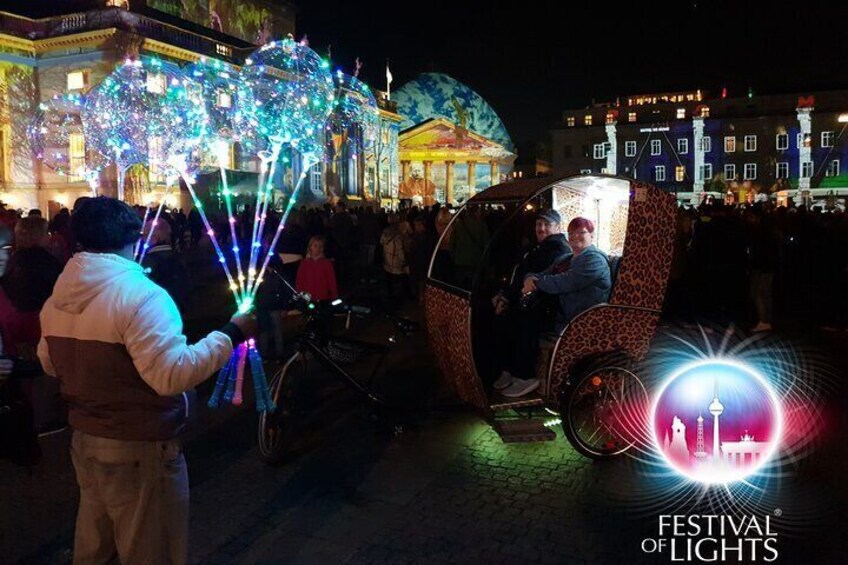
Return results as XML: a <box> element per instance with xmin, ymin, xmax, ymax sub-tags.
<box><xmin>708</xmin><ymin>381</ymin><xmax>724</xmax><ymax>458</ymax></box>
<box><xmin>694</xmin><ymin>413</ymin><xmax>707</xmax><ymax>459</ymax></box>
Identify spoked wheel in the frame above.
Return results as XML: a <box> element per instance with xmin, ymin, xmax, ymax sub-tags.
<box><xmin>561</xmin><ymin>356</ymin><xmax>648</xmax><ymax>459</ymax></box>
<box><xmin>258</xmin><ymin>352</ymin><xmax>305</xmax><ymax>465</ymax></box>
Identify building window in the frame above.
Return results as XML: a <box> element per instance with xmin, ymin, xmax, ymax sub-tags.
<box><xmin>677</xmin><ymin>138</ymin><xmax>688</xmax><ymax>154</ymax></box>
<box><xmin>66</xmin><ymin>70</ymin><xmax>88</xmax><ymax>91</ymax></box>
<box><xmin>724</xmin><ymin>136</ymin><xmax>736</xmax><ymax>153</ymax></box>
<box><xmin>655</xmin><ymin>166</ymin><xmax>666</xmax><ymax>182</ymax></box>
<box><xmin>675</xmin><ymin>165</ymin><xmax>685</xmax><ymax>182</ymax></box>
<box><xmin>724</xmin><ymin>164</ymin><xmax>736</xmax><ymax>180</ymax></box>
<box><xmin>776</xmin><ymin>133</ymin><xmax>788</xmax><ymax>150</ymax></box>
<box><xmin>605</xmin><ymin>113</ymin><xmax>616</xmax><ymax>124</ymax></box>
<box><xmin>216</xmin><ymin>89</ymin><xmax>232</xmax><ymax>108</ymax></box>
<box><xmin>651</xmin><ymin>139</ymin><xmax>661</xmax><ymax>156</ymax></box>
<box><xmin>628</xmin><ymin>112</ymin><xmax>637</xmax><ymax>123</ymax></box>
<box><xmin>775</xmin><ymin>162</ymin><xmax>789</xmax><ymax>179</ymax></box>
<box><xmin>744</xmin><ymin>135</ymin><xmax>757</xmax><ymax>152</ymax></box>
<box><xmin>797</xmin><ymin>133</ymin><xmax>811</xmax><ymax>149</ymax></box>
<box><xmin>566</xmin><ymin>116</ymin><xmax>575</xmax><ymax>127</ymax></box>
<box><xmin>107</xmin><ymin>0</ymin><xmax>129</xmax><ymax>7</ymax></box>
<box><xmin>584</xmin><ymin>115</ymin><xmax>593</xmax><ymax>126</ymax></box>
<box><xmin>699</xmin><ymin>163</ymin><xmax>713</xmax><ymax>181</ymax></box>
<box><xmin>216</xmin><ymin>44</ymin><xmax>233</xmax><ymax>58</ymax></box>
<box><xmin>68</xmin><ymin>133</ymin><xmax>85</xmax><ymax>182</ymax></box>
<box><xmin>821</xmin><ymin>131</ymin><xmax>835</xmax><ymax>148</ymax></box>
<box><xmin>699</xmin><ymin>106</ymin><xmax>710</xmax><ymax>118</ymax></box>
<box><xmin>562</xmin><ymin>145</ymin><xmax>572</xmax><ymax>158</ymax></box>
<box><xmin>593</xmin><ymin>144</ymin><xmax>605</xmax><ymax>159</ymax></box>
<box><xmin>744</xmin><ymin>163</ymin><xmax>757</xmax><ymax>180</ymax></box>
<box><xmin>146</xmin><ymin>73</ymin><xmax>166</xmax><ymax>94</ymax></box>
<box><xmin>311</xmin><ymin>164</ymin><xmax>323</xmax><ymax>190</ymax></box>
<box><xmin>826</xmin><ymin>160</ymin><xmax>840</xmax><ymax>177</ymax></box>
<box><xmin>624</xmin><ymin>141</ymin><xmax>636</xmax><ymax>157</ymax></box>
<box><xmin>701</xmin><ymin>136</ymin><xmax>711</xmax><ymax>152</ymax></box>
<box><xmin>801</xmin><ymin>161</ymin><xmax>813</xmax><ymax>178</ymax></box>
<box><xmin>676</xmin><ymin>108</ymin><xmax>686</xmax><ymax>119</ymax></box>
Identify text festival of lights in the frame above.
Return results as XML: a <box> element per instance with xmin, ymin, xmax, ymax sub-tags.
<box><xmin>641</xmin><ymin>514</ymin><xmax>778</xmax><ymax>562</ymax></box>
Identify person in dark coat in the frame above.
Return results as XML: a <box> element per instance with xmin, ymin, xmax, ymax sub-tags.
<box><xmin>506</xmin><ymin>217</ymin><xmax>610</xmax><ymax>398</ymax></box>
<box><xmin>492</xmin><ymin>209</ymin><xmax>572</xmax><ymax>396</ymax></box>
<box><xmin>141</xmin><ymin>220</ymin><xmax>191</xmax><ymax>315</ymax></box>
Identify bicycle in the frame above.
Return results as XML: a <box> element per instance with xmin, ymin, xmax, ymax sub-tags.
<box><xmin>257</xmin><ymin>288</ymin><xmax>419</xmax><ymax>464</ymax></box>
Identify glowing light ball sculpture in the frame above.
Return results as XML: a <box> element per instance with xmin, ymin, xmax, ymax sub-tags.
<box><xmin>82</xmin><ymin>58</ymin><xmax>207</xmax><ymax>202</ymax></box>
<box><xmin>83</xmin><ymin>58</ymin><xmax>208</xmax><ymax>263</ymax></box>
<box><xmin>330</xmin><ymin>71</ymin><xmax>380</xmax><ymax>150</ymax></box>
<box><xmin>239</xmin><ymin>37</ymin><xmax>334</xmax><ymax>302</ymax></box>
<box><xmin>28</xmin><ymin>93</ymin><xmax>106</xmax><ymax>195</ymax></box>
<box><xmin>326</xmin><ymin>72</ymin><xmax>381</xmax><ymax>197</ymax></box>
<box><xmin>183</xmin><ymin>58</ymin><xmax>256</xmax><ymax>294</ymax></box>
<box><xmin>204</xmin><ymin>38</ymin><xmax>333</xmax><ymax>413</ymax></box>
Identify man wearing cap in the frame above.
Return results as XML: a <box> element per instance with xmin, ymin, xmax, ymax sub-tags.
<box><xmin>492</xmin><ymin>209</ymin><xmax>571</xmax><ymax>396</ymax></box>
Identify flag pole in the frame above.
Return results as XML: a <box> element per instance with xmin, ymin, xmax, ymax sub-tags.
<box><xmin>386</xmin><ymin>59</ymin><xmax>392</xmax><ymax>100</ymax></box>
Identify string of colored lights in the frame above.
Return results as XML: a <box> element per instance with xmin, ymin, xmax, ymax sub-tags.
<box><xmin>185</xmin><ymin>57</ymin><xmax>252</xmax><ymax>298</ymax></box>
<box><xmin>173</xmin><ymin>160</ymin><xmax>246</xmax><ymax>308</ymax></box>
<box><xmin>136</xmin><ymin>178</ymin><xmax>176</xmax><ymax>264</ymax></box>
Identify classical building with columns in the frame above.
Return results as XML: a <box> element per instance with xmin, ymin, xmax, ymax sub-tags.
<box><xmin>551</xmin><ymin>89</ymin><xmax>848</xmax><ymax>205</ymax></box>
<box><xmin>397</xmin><ymin>117</ymin><xmax>514</xmax><ymax>206</ymax></box>
<box><xmin>393</xmin><ymin>73</ymin><xmax>516</xmax><ymax>206</ymax></box>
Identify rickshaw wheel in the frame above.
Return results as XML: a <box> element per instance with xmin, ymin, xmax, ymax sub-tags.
<box><xmin>560</xmin><ymin>354</ymin><xmax>648</xmax><ymax>460</ymax></box>
<box><xmin>257</xmin><ymin>352</ymin><xmax>305</xmax><ymax>465</ymax></box>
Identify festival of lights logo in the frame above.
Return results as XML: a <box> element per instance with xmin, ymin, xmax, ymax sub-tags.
<box><xmin>651</xmin><ymin>360</ymin><xmax>783</xmax><ymax>484</ymax></box>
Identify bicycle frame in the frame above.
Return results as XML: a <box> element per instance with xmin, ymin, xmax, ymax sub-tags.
<box><xmin>291</xmin><ymin>330</ymin><xmax>391</xmax><ymax>409</ymax></box>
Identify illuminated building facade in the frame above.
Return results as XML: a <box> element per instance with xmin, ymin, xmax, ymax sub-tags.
<box><xmin>0</xmin><ymin>1</ymin><xmax>401</xmax><ymax>213</ymax></box>
<box><xmin>552</xmin><ymin>89</ymin><xmax>848</xmax><ymax>205</ymax></box>
<box><xmin>394</xmin><ymin>73</ymin><xmax>516</xmax><ymax>206</ymax></box>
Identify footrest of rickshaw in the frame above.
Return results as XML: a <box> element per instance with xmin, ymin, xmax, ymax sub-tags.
<box><xmin>492</xmin><ymin>419</ymin><xmax>557</xmax><ymax>443</ymax></box>
<box><xmin>488</xmin><ymin>395</ymin><xmax>545</xmax><ymax>411</ymax></box>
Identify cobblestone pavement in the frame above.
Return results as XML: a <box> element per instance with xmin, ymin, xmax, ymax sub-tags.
<box><xmin>2</xmin><ymin>247</ymin><xmax>846</xmax><ymax>564</ymax></box>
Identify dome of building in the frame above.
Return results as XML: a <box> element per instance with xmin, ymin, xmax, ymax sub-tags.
<box><xmin>393</xmin><ymin>73</ymin><xmax>514</xmax><ymax>152</ymax></box>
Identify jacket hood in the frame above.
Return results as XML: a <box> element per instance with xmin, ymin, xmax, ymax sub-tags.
<box><xmin>51</xmin><ymin>252</ymin><xmax>143</xmax><ymax>315</ymax></box>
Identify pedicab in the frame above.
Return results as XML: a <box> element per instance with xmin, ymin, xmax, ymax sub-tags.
<box><xmin>424</xmin><ymin>174</ymin><xmax>676</xmax><ymax>458</ymax></box>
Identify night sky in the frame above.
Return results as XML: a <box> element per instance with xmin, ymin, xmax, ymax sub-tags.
<box><xmin>296</xmin><ymin>0</ymin><xmax>848</xmax><ymax>144</ymax></box>
<box><xmin>4</xmin><ymin>1</ymin><xmax>845</xmax><ymax>146</ymax></box>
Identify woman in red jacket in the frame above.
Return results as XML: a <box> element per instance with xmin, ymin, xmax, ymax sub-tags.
<box><xmin>295</xmin><ymin>236</ymin><xmax>338</xmax><ymax>301</ymax></box>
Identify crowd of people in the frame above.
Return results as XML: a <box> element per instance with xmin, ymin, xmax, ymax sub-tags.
<box><xmin>666</xmin><ymin>201</ymin><xmax>848</xmax><ymax>331</ymax></box>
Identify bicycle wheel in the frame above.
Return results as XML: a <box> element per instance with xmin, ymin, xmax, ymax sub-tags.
<box><xmin>560</xmin><ymin>357</ymin><xmax>648</xmax><ymax>459</ymax></box>
<box><xmin>257</xmin><ymin>352</ymin><xmax>305</xmax><ymax>465</ymax></box>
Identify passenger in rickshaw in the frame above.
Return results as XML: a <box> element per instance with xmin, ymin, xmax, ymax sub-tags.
<box><xmin>522</xmin><ymin>217</ymin><xmax>611</xmax><ymax>333</ymax></box>
<box><xmin>492</xmin><ymin>209</ymin><xmax>572</xmax><ymax>398</ymax></box>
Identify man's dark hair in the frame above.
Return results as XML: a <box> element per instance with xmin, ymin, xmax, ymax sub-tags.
<box><xmin>71</xmin><ymin>197</ymin><xmax>141</xmax><ymax>252</ymax></box>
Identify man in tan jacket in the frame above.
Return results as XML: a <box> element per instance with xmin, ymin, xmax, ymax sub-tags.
<box><xmin>38</xmin><ymin>197</ymin><xmax>254</xmax><ymax>564</ymax></box>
